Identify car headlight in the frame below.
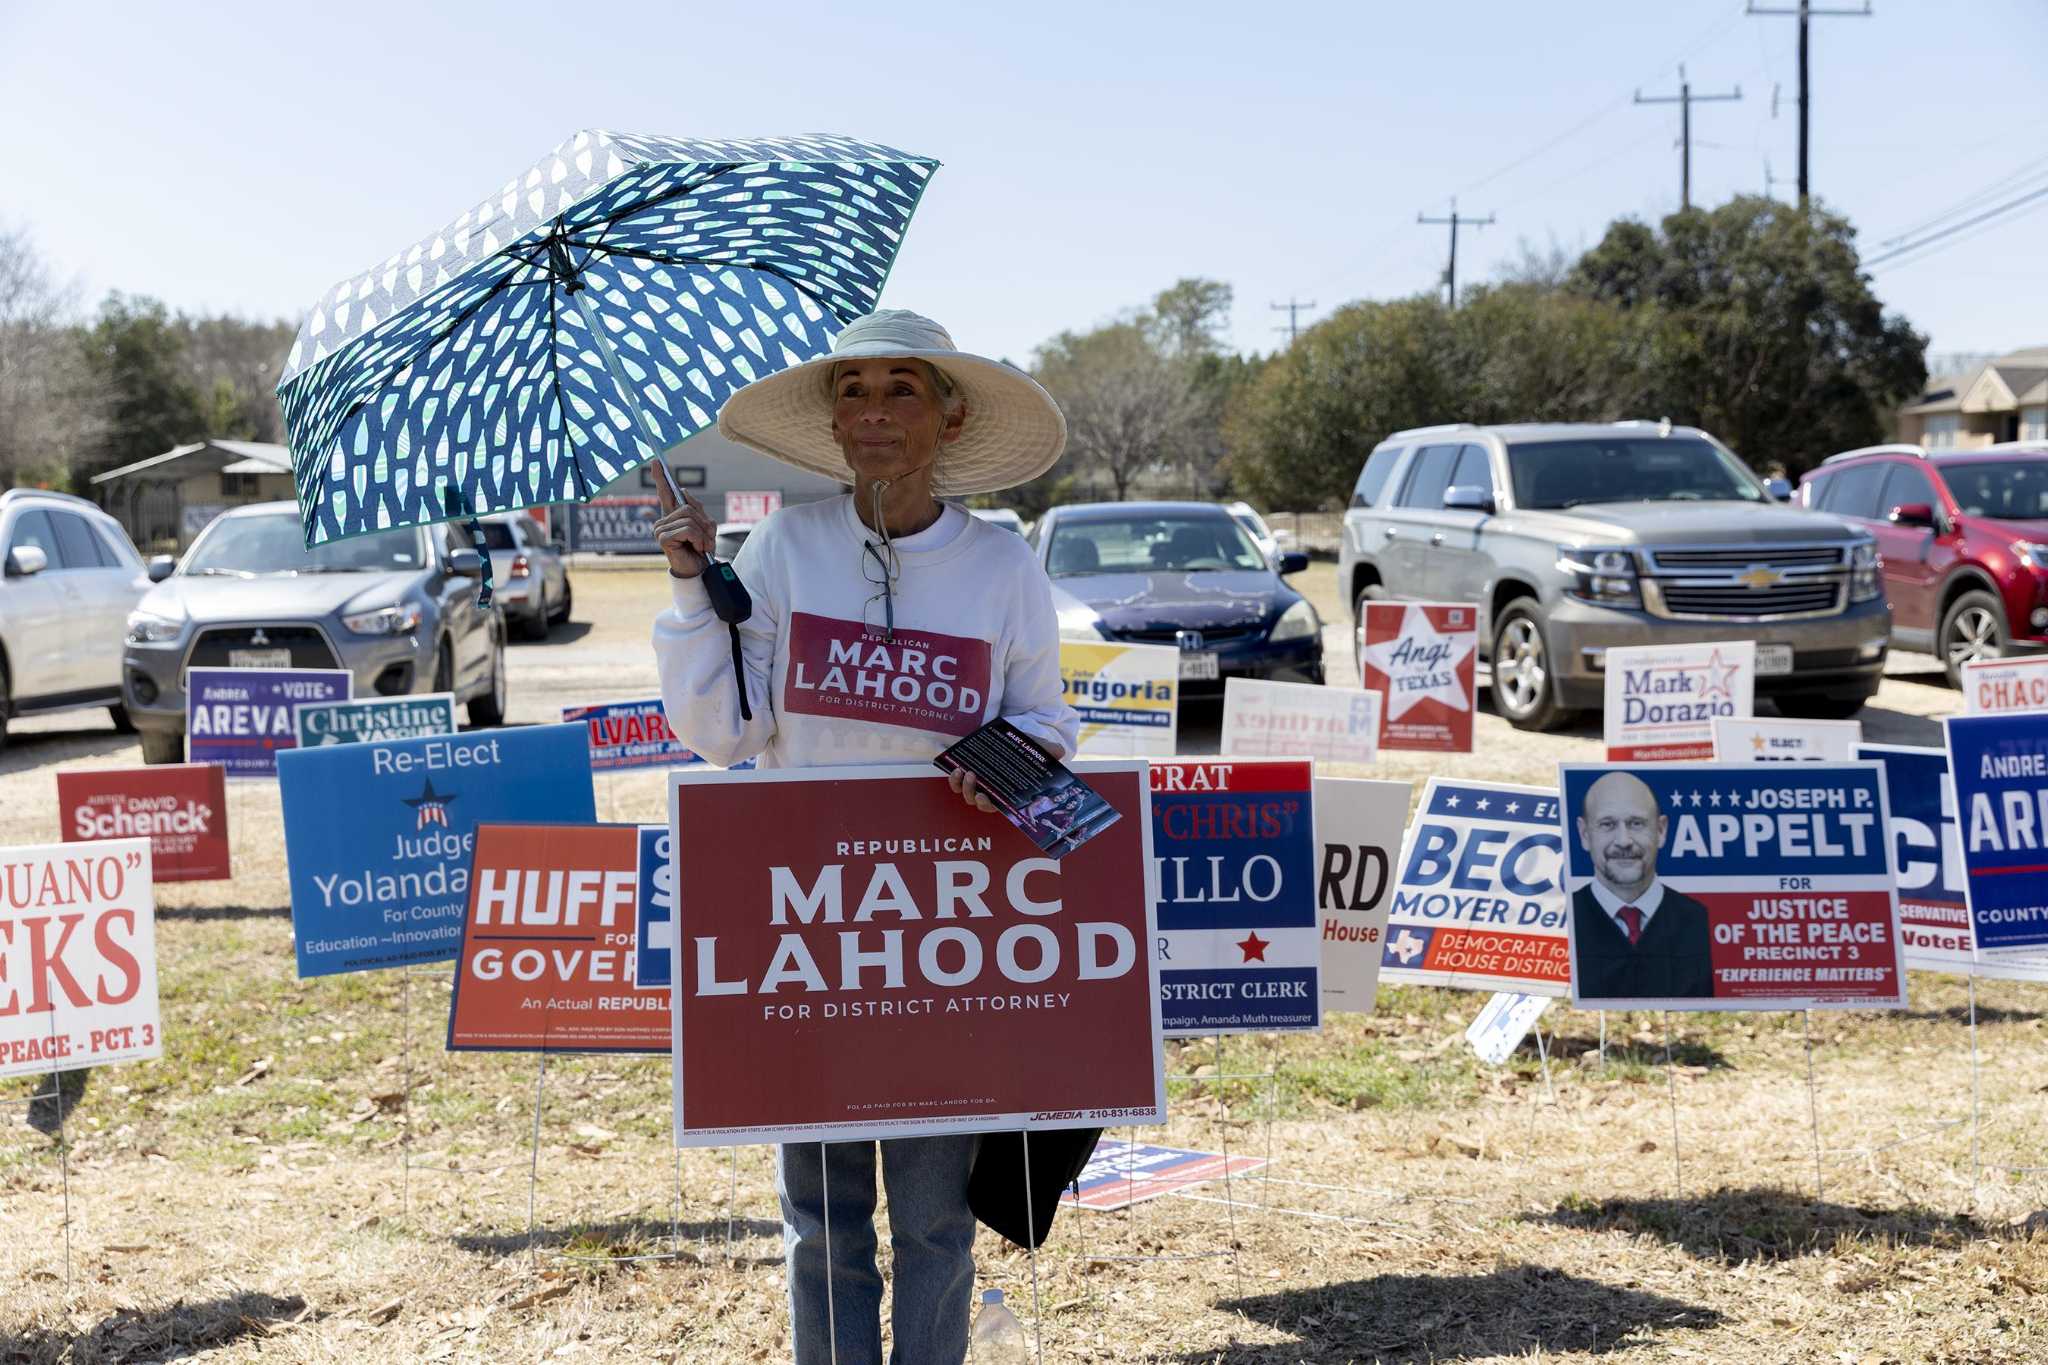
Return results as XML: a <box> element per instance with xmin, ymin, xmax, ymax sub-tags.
<box><xmin>342</xmin><ymin>602</ymin><xmax>424</xmax><ymax>635</ymax></box>
<box><xmin>1269</xmin><ymin>599</ymin><xmax>1321</xmax><ymax>642</ymax></box>
<box><xmin>1557</xmin><ymin>545</ymin><xmax>1642</xmax><ymax>608</ymax></box>
<box><xmin>1850</xmin><ymin>540</ymin><xmax>1883</xmax><ymax>602</ymax></box>
<box><xmin>124</xmin><ymin>611</ymin><xmax>183</xmax><ymax>644</ymax></box>
<box><xmin>2015</xmin><ymin>541</ymin><xmax>2048</xmax><ymax>572</ymax></box>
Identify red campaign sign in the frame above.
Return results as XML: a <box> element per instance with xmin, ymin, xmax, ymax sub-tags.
<box><xmin>669</xmin><ymin>761</ymin><xmax>1163</xmax><ymax>1145</ymax></box>
<box><xmin>1699</xmin><ymin>890</ymin><xmax>1902</xmax><ymax>1004</ymax></box>
<box><xmin>1417</xmin><ymin>928</ymin><xmax>1571</xmax><ymax>988</ymax></box>
<box><xmin>1360</xmin><ymin>603</ymin><xmax>1477</xmax><ymax>753</ymax></box>
<box><xmin>781</xmin><ymin>612</ymin><xmax>993</xmax><ymax>739</ymax></box>
<box><xmin>447</xmin><ymin>824</ymin><xmax>670</xmax><ymax>1052</ymax></box>
<box><xmin>56</xmin><ymin>765</ymin><xmax>230</xmax><ymax>883</ymax></box>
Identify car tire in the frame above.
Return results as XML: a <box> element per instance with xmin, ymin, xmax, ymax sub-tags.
<box><xmin>519</xmin><ymin>605</ymin><xmax>549</xmax><ymax>641</ymax></box>
<box><xmin>108</xmin><ymin>704</ymin><xmax>137</xmax><ymax>734</ymax></box>
<box><xmin>552</xmin><ymin>580</ymin><xmax>573</xmax><ymax>624</ymax></box>
<box><xmin>1352</xmin><ymin>584</ymin><xmax>1387</xmax><ymax>683</ymax></box>
<box><xmin>1490</xmin><ymin>600</ymin><xmax>1577</xmax><ymax>732</ymax></box>
<box><xmin>1939</xmin><ymin>589</ymin><xmax>2008</xmax><ymax>689</ymax></box>
<box><xmin>139</xmin><ymin>729</ymin><xmax>183</xmax><ymax>765</ymax></box>
<box><xmin>0</xmin><ymin>658</ymin><xmax>10</xmax><ymax>755</ymax></box>
<box><xmin>433</xmin><ymin>638</ymin><xmax>454</xmax><ymax>694</ymax></box>
<box><xmin>467</xmin><ymin>630</ymin><xmax>508</xmax><ymax>727</ymax></box>
<box><xmin>1772</xmin><ymin>692</ymin><xmax>1868</xmax><ymax>721</ymax></box>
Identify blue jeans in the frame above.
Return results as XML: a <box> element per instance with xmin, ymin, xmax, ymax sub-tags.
<box><xmin>777</xmin><ymin>1135</ymin><xmax>979</xmax><ymax>1365</ymax></box>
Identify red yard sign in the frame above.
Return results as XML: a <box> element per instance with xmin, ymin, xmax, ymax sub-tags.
<box><xmin>668</xmin><ymin>761</ymin><xmax>1163</xmax><ymax>1146</ymax></box>
<box><xmin>56</xmin><ymin>764</ymin><xmax>230</xmax><ymax>882</ymax></box>
<box><xmin>447</xmin><ymin>823</ymin><xmax>670</xmax><ymax>1052</ymax></box>
<box><xmin>1360</xmin><ymin>602</ymin><xmax>1477</xmax><ymax>752</ymax></box>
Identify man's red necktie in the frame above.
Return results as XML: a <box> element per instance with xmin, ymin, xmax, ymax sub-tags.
<box><xmin>1617</xmin><ymin>905</ymin><xmax>1644</xmax><ymax>947</ymax></box>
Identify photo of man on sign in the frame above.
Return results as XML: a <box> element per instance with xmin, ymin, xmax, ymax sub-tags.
<box><xmin>1570</xmin><ymin>772</ymin><xmax>1712</xmax><ymax>999</ymax></box>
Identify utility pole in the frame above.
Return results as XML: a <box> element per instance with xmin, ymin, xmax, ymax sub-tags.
<box><xmin>1748</xmin><ymin>0</ymin><xmax>1872</xmax><ymax>202</ymax></box>
<box><xmin>1269</xmin><ymin>298</ymin><xmax>1317</xmax><ymax>344</ymax></box>
<box><xmin>1634</xmin><ymin>65</ymin><xmax>1743</xmax><ymax>210</ymax></box>
<box><xmin>1417</xmin><ymin>199</ymin><xmax>1494</xmax><ymax>309</ymax></box>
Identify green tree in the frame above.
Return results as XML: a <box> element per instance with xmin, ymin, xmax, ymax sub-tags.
<box><xmin>1569</xmin><ymin>196</ymin><xmax>1926</xmax><ymax>475</ymax></box>
<box><xmin>78</xmin><ymin>292</ymin><xmax>207</xmax><ymax>478</ymax></box>
<box><xmin>1033</xmin><ymin>321</ymin><xmax>1200</xmax><ymax>500</ymax></box>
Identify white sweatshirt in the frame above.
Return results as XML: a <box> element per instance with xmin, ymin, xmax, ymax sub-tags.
<box><xmin>653</xmin><ymin>496</ymin><xmax>1079</xmax><ymax>770</ymax></box>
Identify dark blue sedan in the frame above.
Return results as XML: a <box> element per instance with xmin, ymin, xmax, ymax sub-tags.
<box><xmin>1034</xmin><ymin>501</ymin><xmax>1325</xmax><ymax>695</ymax></box>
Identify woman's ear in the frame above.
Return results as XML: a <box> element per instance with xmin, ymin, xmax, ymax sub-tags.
<box><xmin>939</xmin><ymin>401</ymin><xmax>971</xmax><ymax>446</ymax></box>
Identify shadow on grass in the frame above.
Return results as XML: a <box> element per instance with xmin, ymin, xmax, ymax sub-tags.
<box><xmin>1904</xmin><ymin>1002</ymin><xmax>2045</xmax><ymax>1026</ymax></box>
<box><xmin>1544</xmin><ymin>1037</ymin><xmax>1731</xmax><ymax>1071</ymax></box>
<box><xmin>0</xmin><ymin>1290</ymin><xmax>306</xmax><ymax>1365</ymax></box>
<box><xmin>1526</xmin><ymin>1185</ymin><xmax>1996</xmax><ymax>1264</ymax></box>
<box><xmin>156</xmin><ymin>903</ymin><xmax>290</xmax><ymax>924</ymax></box>
<box><xmin>1173</xmin><ymin>1264</ymin><xmax>1719</xmax><ymax>1363</ymax></box>
<box><xmin>516</xmin><ymin>620</ymin><xmax>594</xmax><ymax>648</ymax></box>
<box><xmin>1844</xmin><ymin>703</ymin><xmax>1944</xmax><ymax>748</ymax></box>
<box><xmin>453</xmin><ymin>1215</ymin><xmax>783</xmax><ymax>1263</ymax></box>
<box><xmin>0</xmin><ymin>726</ymin><xmax>137</xmax><ymax>778</ymax></box>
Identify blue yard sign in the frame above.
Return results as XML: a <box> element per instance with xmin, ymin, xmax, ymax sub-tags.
<box><xmin>1946</xmin><ymin>713</ymin><xmax>2048</xmax><ymax>960</ymax></box>
<box><xmin>1151</xmin><ymin>758</ymin><xmax>1319</xmax><ymax>1036</ymax></box>
<box><xmin>635</xmin><ymin>823</ymin><xmax>673</xmax><ymax>989</ymax></box>
<box><xmin>279</xmin><ymin>723</ymin><xmax>596</xmax><ymax>977</ymax></box>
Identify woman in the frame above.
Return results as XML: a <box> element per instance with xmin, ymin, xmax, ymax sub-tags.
<box><xmin>652</xmin><ymin>309</ymin><xmax>1078</xmax><ymax>1364</ymax></box>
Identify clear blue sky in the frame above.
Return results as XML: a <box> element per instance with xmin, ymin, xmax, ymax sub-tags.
<box><xmin>4</xmin><ymin>0</ymin><xmax>2044</xmax><ymax>376</ymax></box>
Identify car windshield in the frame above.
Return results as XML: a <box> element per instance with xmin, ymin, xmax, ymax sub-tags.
<box><xmin>1940</xmin><ymin>459</ymin><xmax>2048</xmax><ymax>521</ymax></box>
<box><xmin>475</xmin><ymin>522</ymin><xmax>519</xmax><ymax>550</ymax></box>
<box><xmin>184</xmin><ymin>514</ymin><xmax>425</xmax><ymax>575</ymax></box>
<box><xmin>1046</xmin><ymin>514</ymin><xmax>1268</xmax><ymax>576</ymax></box>
<box><xmin>1507</xmin><ymin>437</ymin><xmax>1765</xmax><ymax>509</ymax></box>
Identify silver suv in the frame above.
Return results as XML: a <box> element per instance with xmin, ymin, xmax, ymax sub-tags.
<box><xmin>1338</xmin><ymin>422</ymin><xmax>1890</xmax><ymax>730</ymax></box>
<box><xmin>1</xmin><ymin>489</ymin><xmax>150</xmax><ymax>750</ymax></box>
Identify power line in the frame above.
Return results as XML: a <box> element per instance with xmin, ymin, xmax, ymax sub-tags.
<box><xmin>1417</xmin><ymin>200</ymin><xmax>1495</xmax><ymax>308</ymax></box>
<box><xmin>1878</xmin><ymin>151</ymin><xmax>2048</xmax><ymax>248</ymax></box>
<box><xmin>1634</xmin><ymin>65</ymin><xmax>1744</xmax><ymax>210</ymax></box>
<box><xmin>1269</xmin><ymin>298</ymin><xmax>1317</xmax><ymax>344</ymax></box>
<box><xmin>1865</xmin><ymin>182</ymin><xmax>2048</xmax><ymax>271</ymax></box>
<box><xmin>1746</xmin><ymin>0</ymin><xmax>1872</xmax><ymax>201</ymax></box>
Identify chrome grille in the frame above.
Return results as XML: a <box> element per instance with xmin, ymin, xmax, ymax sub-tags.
<box><xmin>1641</xmin><ymin>541</ymin><xmax>1852</xmax><ymax>621</ymax></box>
<box><xmin>1114</xmin><ymin>624</ymin><xmax>1261</xmax><ymax>645</ymax></box>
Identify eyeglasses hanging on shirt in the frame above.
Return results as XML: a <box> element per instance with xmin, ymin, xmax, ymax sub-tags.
<box><xmin>861</xmin><ymin>536</ymin><xmax>899</xmax><ymax>642</ymax></box>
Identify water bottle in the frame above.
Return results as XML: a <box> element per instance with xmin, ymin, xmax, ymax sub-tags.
<box><xmin>970</xmin><ymin>1287</ymin><xmax>1030</xmax><ymax>1364</ymax></box>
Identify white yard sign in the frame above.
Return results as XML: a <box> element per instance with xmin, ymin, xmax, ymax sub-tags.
<box><xmin>1</xmin><ymin>839</ymin><xmax>161</xmax><ymax>1079</ymax></box>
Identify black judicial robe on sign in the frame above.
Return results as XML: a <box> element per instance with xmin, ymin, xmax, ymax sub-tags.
<box><xmin>1571</xmin><ymin>885</ymin><xmax>1715</xmax><ymax>1001</ymax></box>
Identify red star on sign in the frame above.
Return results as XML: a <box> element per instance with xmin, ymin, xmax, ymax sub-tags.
<box><xmin>1236</xmin><ymin>931</ymin><xmax>1270</xmax><ymax>963</ymax></box>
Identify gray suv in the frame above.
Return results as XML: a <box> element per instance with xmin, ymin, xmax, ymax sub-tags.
<box><xmin>1338</xmin><ymin>422</ymin><xmax>1890</xmax><ymax>730</ymax></box>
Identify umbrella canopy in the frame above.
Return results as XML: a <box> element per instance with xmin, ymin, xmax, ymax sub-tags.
<box><xmin>277</xmin><ymin>130</ymin><xmax>937</xmax><ymax>546</ymax></box>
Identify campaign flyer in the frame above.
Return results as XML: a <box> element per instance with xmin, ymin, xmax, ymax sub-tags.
<box><xmin>1313</xmin><ymin>776</ymin><xmax>1411</xmax><ymax>1014</ymax></box>
<box><xmin>1219</xmin><ymin>678</ymin><xmax>1380</xmax><ymax>765</ymax></box>
<box><xmin>1559</xmin><ymin>761</ymin><xmax>1906</xmax><ymax>1011</ymax></box>
<box><xmin>0</xmin><ymin>839</ymin><xmax>160</xmax><ymax>1079</ymax></box>
<box><xmin>185</xmin><ymin>666</ymin><xmax>352</xmax><ymax>777</ymax></box>
<box><xmin>933</xmin><ymin>718</ymin><xmax>1121</xmax><ymax>858</ymax></box>
<box><xmin>1059</xmin><ymin>641</ymin><xmax>1180</xmax><ymax>758</ymax></box>
<box><xmin>1602</xmin><ymin>642</ymin><xmax>1754</xmax><ymax>762</ymax></box>
<box><xmin>279</xmin><ymin>724</ymin><xmax>596</xmax><ymax>977</ymax></box>
<box><xmin>668</xmin><ymin>761</ymin><xmax>1162</xmax><ymax>1146</ymax></box>
<box><xmin>1946</xmin><ymin>712</ymin><xmax>2048</xmax><ymax>960</ymax></box>
<box><xmin>1383</xmin><ymin>779</ymin><xmax>1569</xmax><ymax>997</ymax></box>
<box><xmin>1061</xmin><ymin>1141</ymin><xmax>1268</xmax><ymax>1211</ymax></box>
<box><xmin>296</xmin><ymin>693</ymin><xmax>458</xmax><ymax>747</ymax></box>
<box><xmin>1859</xmin><ymin>744</ymin><xmax>2048</xmax><ymax>981</ymax></box>
<box><xmin>1152</xmin><ymin>758</ymin><xmax>1320</xmax><ymax>1036</ymax></box>
<box><xmin>447</xmin><ymin>823</ymin><xmax>670</xmax><ymax>1053</ymax></box>
<box><xmin>56</xmin><ymin>764</ymin><xmax>229</xmax><ymax>882</ymax></box>
<box><xmin>1359</xmin><ymin>601</ymin><xmax>1477</xmax><ymax>753</ymax></box>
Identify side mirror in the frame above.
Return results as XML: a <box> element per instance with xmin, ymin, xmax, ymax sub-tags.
<box><xmin>147</xmin><ymin>554</ymin><xmax>177</xmax><ymax>582</ymax></box>
<box><xmin>1765</xmin><ymin>478</ymin><xmax>1793</xmax><ymax>502</ymax></box>
<box><xmin>6</xmin><ymin>544</ymin><xmax>48</xmax><ymax>577</ymax></box>
<box><xmin>447</xmin><ymin>548</ymin><xmax>485</xmax><ymax>578</ymax></box>
<box><xmin>1889</xmin><ymin>502</ymin><xmax>1937</xmax><ymax>530</ymax></box>
<box><xmin>1443</xmin><ymin>484</ymin><xmax>1496</xmax><ymax>514</ymax></box>
<box><xmin>1278</xmin><ymin>550</ymin><xmax>1310</xmax><ymax>576</ymax></box>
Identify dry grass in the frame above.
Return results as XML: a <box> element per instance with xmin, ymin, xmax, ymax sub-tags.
<box><xmin>5</xmin><ymin>560</ymin><xmax>2042</xmax><ymax>1363</ymax></box>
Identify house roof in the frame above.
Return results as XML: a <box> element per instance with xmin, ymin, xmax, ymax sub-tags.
<box><xmin>1901</xmin><ymin>344</ymin><xmax>2048</xmax><ymax>416</ymax></box>
<box><xmin>92</xmin><ymin>439</ymin><xmax>292</xmax><ymax>484</ymax></box>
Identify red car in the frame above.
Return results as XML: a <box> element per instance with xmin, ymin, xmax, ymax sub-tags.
<box><xmin>1800</xmin><ymin>443</ymin><xmax>2048</xmax><ymax>685</ymax></box>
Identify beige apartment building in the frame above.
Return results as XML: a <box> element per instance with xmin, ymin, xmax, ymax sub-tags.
<box><xmin>1895</xmin><ymin>345</ymin><xmax>2048</xmax><ymax>449</ymax></box>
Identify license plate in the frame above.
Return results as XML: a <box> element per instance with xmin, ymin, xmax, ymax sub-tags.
<box><xmin>229</xmin><ymin>648</ymin><xmax>292</xmax><ymax>669</ymax></box>
<box><xmin>1179</xmin><ymin>651</ymin><xmax>1219</xmax><ymax>681</ymax></box>
<box><xmin>1756</xmin><ymin>644</ymin><xmax>1793</xmax><ymax>676</ymax></box>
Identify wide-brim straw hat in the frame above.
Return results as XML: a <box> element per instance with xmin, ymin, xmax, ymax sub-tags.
<box><xmin>717</xmin><ymin>309</ymin><xmax>1066</xmax><ymax>496</ymax></box>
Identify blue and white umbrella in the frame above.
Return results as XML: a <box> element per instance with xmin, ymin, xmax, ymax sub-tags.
<box><xmin>276</xmin><ymin>130</ymin><xmax>938</xmax><ymax>557</ymax></box>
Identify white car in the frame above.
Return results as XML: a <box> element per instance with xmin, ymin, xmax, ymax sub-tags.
<box><xmin>1225</xmin><ymin>501</ymin><xmax>1290</xmax><ymax>566</ymax></box>
<box><xmin>970</xmin><ymin>507</ymin><xmax>1027</xmax><ymax>535</ymax></box>
<box><xmin>0</xmin><ymin>489</ymin><xmax>150</xmax><ymax>750</ymax></box>
<box><xmin>478</xmin><ymin>512</ymin><xmax>572</xmax><ymax>639</ymax></box>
